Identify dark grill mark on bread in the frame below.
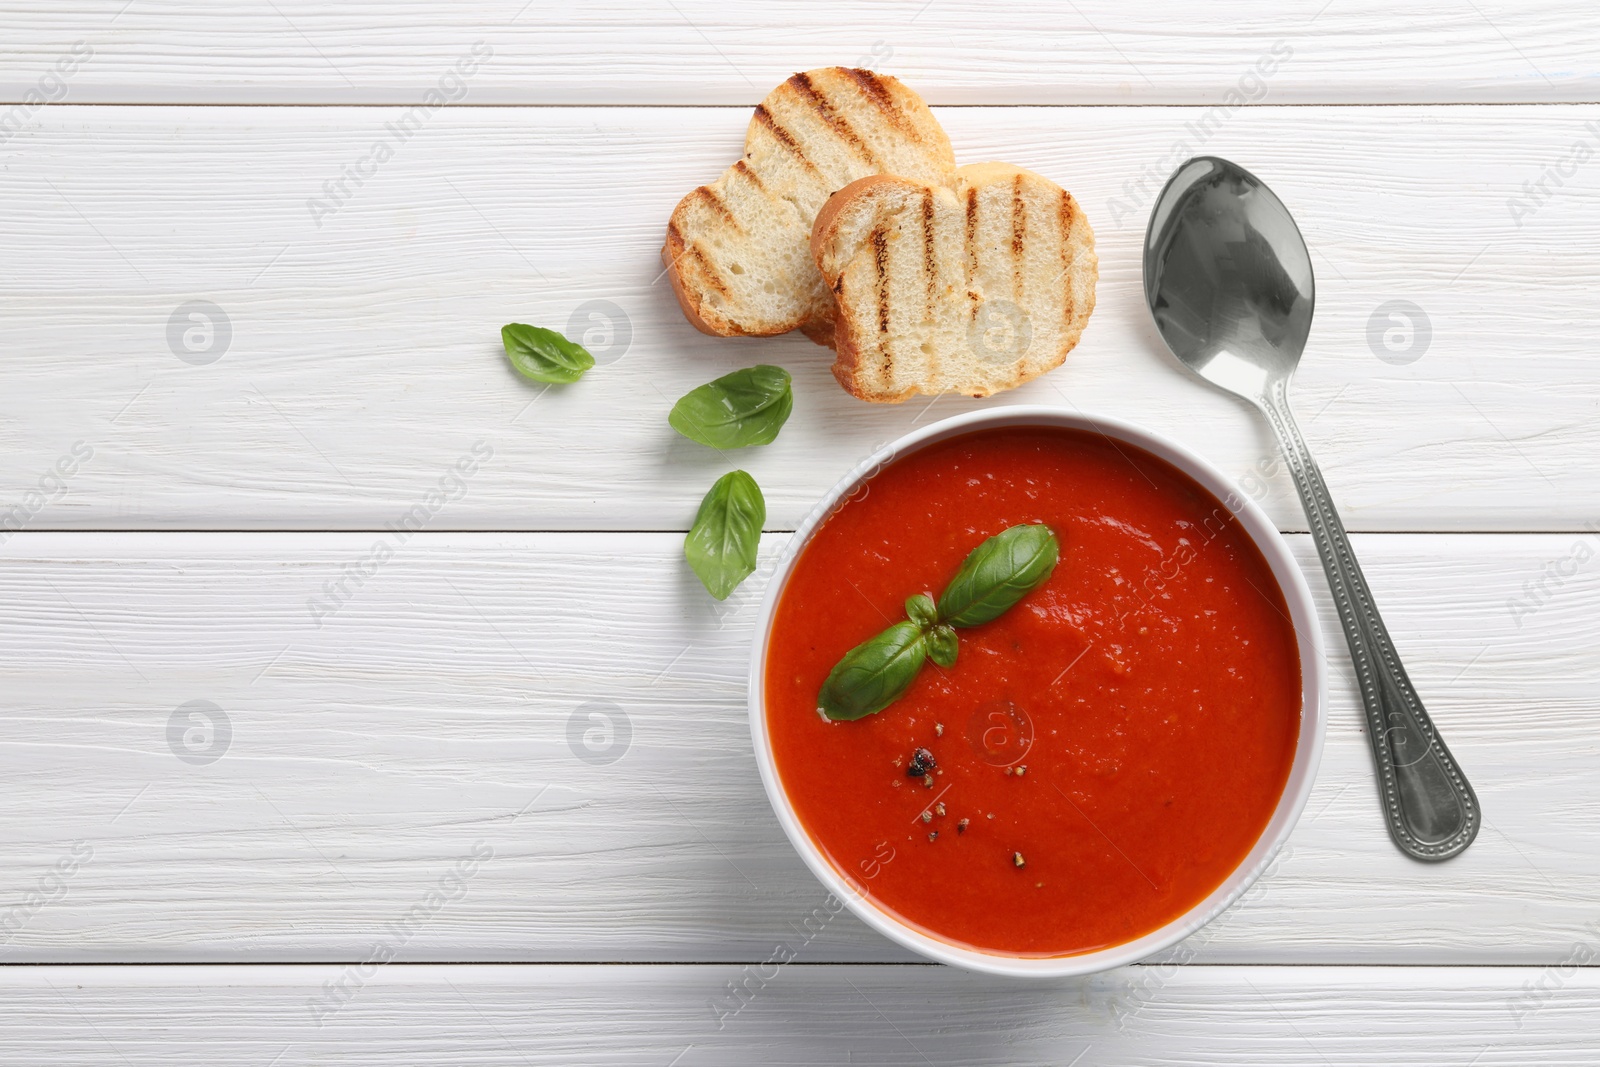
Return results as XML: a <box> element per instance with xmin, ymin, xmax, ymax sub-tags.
<box><xmin>922</xmin><ymin>191</ymin><xmax>936</xmax><ymax>322</ymax></box>
<box><xmin>1059</xmin><ymin>189</ymin><xmax>1076</xmax><ymax>326</ymax></box>
<box><xmin>1011</xmin><ymin>173</ymin><xmax>1026</xmax><ymax>299</ymax></box>
<box><xmin>752</xmin><ymin>105</ymin><xmax>822</xmax><ymax>177</ymax></box>
<box><xmin>965</xmin><ymin>186</ymin><xmax>980</xmax><ymax>321</ymax></box>
<box><xmin>872</xmin><ymin>226</ymin><xmax>894</xmax><ymax>388</ymax></box>
<box><xmin>787</xmin><ymin>71</ymin><xmax>879</xmax><ymax>167</ymax></box>
<box><xmin>873</xmin><ymin>226</ymin><xmax>890</xmax><ymax>337</ymax></box>
<box><xmin>845</xmin><ymin>68</ymin><xmax>923</xmax><ymax>145</ymax></box>
<box><xmin>693</xmin><ymin>187</ymin><xmax>739</xmax><ymax>231</ymax></box>
<box><xmin>686</xmin><ymin>243</ymin><xmax>730</xmax><ymax>297</ymax></box>
<box><xmin>732</xmin><ymin>159</ymin><xmax>767</xmax><ymax>194</ymax></box>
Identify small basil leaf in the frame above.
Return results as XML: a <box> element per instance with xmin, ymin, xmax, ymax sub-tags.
<box><xmin>684</xmin><ymin>470</ymin><xmax>765</xmax><ymax>600</ymax></box>
<box><xmin>818</xmin><ymin>621</ymin><xmax>929</xmax><ymax>721</ymax></box>
<box><xmin>502</xmin><ymin>323</ymin><xmax>596</xmax><ymax>384</ymax></box>
<box><xmin>669</xmin><ymin>365</ymin><xmax>793</xmax><ymax>449</ymax></box>
<box><xmin>936</xmin><ymin>523</ymin><xmax>1060</xmax><ymax>628</ymax></box>
<box><xmin>926</xmin><ymin>624</ymin><xmax>958</xmax><ymax>669</ymax></box>
<box><xmin>905</xmin><ymin>593</ymin><xmax>937</xmax><ymax>630</ymax></box>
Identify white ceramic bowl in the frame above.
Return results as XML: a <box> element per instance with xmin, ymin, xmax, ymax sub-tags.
<box><xmin>748</xmin><ymin>406</ymin><xmax>1326</xmax><ymax>978</ymax></box>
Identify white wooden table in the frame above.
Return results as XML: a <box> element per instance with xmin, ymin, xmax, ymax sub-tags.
<box><xmin>3</xmin><ymin>2</ymin><xmax>1599</xmax><ymax>1061</ymax></box>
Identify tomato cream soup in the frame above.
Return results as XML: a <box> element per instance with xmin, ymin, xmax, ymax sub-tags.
<box><xmin>765</xmin><ymin>427</ymin><xmax>1300</xmax><ymax>956</ymax></box>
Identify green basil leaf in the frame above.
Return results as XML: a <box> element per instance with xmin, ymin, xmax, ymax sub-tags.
<box><xmin>936</xmin><ymin>523</ymin><xmax>1060</xmax><ymax>628</ymax></box>
<box><xmin>502</xmin><ymin>323</ymin><xmax>595</xmax><ymax>384</ymax></box>
<box><xmin>669</xmin><ymin>365</ymin><xmax>793</xmax><ymax>449</ymax></box>
<box><xmin>818</xmin><ymin>620</ymin><xmax>929</xmax><ymax>721</ymax></box>
<box><xmin>926</xmin><ymin>624</ymin><xmax>958</xmax><ymax>669</ymax></box>
<box><xmin>684</xmin><ymin>470</ymin><xmax>765</xmax><ymax>600</ymax></box>
<box><xmin>904</xmin><ymin>593</ymin><xmax>937</xmax><ymax>630</ymax></box>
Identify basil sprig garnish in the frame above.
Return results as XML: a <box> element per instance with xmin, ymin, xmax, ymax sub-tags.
<box><xmin>501</xmin><ymin>323</ymin><xmax>596</xmax><ymax>384</ymax></box>
<box><xmin>670</xmin><ymin>365</ymin><xmax>793</xmax><ymax>449</ymax></box>
<box><xmin>818</xmin><ymin>523</ymin><xmax>1059</xmax><ymax>721</ymax></box>
<box><xmin>685</xmin><ymin>470</ymin><xmax>765</xmax><ymax>600</ymax></box>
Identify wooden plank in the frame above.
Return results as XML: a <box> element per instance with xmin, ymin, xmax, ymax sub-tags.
<box><xmin>0</xmin><ymin>531</ymin><xmax>1593</xmax><ymax>964</ymax></box>
<box><xmin>4</xmin><ymin>963</ymin><xmax>1598</xmax><ymax>1064</ymax></box>
<box><xmin>1</xmin><ymin>105</ymin><xmax>1597</xmax><ymax>531</ymax></box>
<box><xmin>2</xmin><ymin>1</ymin><xmax>1598</xmax><ymax>104</ymax></box>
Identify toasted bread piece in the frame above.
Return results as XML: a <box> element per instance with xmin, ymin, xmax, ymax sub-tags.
<box><xmin>812</xmin><ymin>163</ymin><xmax>1097</xmax><ymax>402</ymax></box>
<box><xmin>662</xmin><ymin>68</ymin><xmax>956</xmax><ymax>346</ymax></box>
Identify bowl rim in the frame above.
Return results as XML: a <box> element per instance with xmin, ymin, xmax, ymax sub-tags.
<box><xmin>747</xmin><ymin>405</ymin><xmax>1327</xmax><ymax>978</ymax></box>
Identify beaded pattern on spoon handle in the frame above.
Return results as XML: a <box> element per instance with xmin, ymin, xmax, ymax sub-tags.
<box><xmin>1261</xmin><ymin>379</ymin><xmax>1480</xmax><ymax>862</ymax></box>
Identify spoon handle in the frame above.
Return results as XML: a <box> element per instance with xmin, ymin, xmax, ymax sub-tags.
<box><xmin>1260</xmin><ymin>381</ymin><xmax>1480</xmax><ymax>862</ymax></box>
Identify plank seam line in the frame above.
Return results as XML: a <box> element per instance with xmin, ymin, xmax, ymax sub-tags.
<box><xmin>0</xmin><ymin>960</ymin><xmax>1594</xmax><ymax>969</ymax></box>
<box><xmin>8</xmin><ymin>101</ymin><xmax>1600</xmax><ymax>110</ymax></box>
<box><xmin>0</xmin><ymin>529</ymin><xmax>1588</xmax><ymax>537</ymax></box>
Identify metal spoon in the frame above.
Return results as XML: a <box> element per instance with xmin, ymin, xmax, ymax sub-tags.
<box><xmin>1142</xmin><ymin>156</ymin><xmax>1479</xmax><ymax>862</ymax></box>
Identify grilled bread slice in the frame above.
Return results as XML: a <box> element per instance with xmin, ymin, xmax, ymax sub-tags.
<box><xmin>811</xmin><ymin>163</ymin><xmax>1097</xmax><ymax>402</ymax></box>
<box><xmin>662</xmin><ymin>68</ymin><xmax>956</xmax><ymax>346</ymax></box>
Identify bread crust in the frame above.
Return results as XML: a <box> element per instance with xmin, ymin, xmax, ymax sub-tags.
<box><xmin>660</xmin><ymin>231</ymin><xmax>721</xmax><ymax>338</ymax></box>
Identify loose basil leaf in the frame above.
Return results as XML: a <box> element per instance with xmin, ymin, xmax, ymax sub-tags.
<box><xmin>936</xmin><ymin>523</ymin><xmax>1060</xmax><ymax>628</ymax></box>
<box><xmin>502</xmin><ymin>323</ymin><xmax>595</xmax><ymax>384</ymax></box>
<box><xmin>905</xmin><ymin>593</ymin><xmax>937</xmax><ymax>630</ymax></box>
<box><xmin>926</xmin><ymin>624</ymin><xmax>958</xmax><ymax>669</ymax></box>
<box><xmin>684</xmin><ymin>470</ymin><xmax>765</xmax><ymax>600</ymax></box>
<box><xmin>818</xmin><ymin>620</ymin><xmax>929</xmax><ymax>721</ymax></box>
<box><xmin>669</xmin><ymin>365</ymin><xmax>793</xmax><ymax>449</ymax></box>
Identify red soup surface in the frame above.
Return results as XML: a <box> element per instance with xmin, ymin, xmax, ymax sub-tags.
<box><xmin>765</xmin><ymin>427</ymin><xmax>1301</xmax><ymax>957</ymax></box>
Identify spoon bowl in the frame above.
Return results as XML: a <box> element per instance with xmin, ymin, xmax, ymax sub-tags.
<box><xmin>1143</xmin><ymin>156</ymin><xmax>1480</xmax><ymax>862</ymax></box>
<box><xmin>1144</xmin><ymin>156</ymin><xmax>1313</xmax><ymax>397</ymax></box>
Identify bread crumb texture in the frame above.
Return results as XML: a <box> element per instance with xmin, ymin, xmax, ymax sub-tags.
<box><xmin>813</xmin><ymin>164</ymin><xmax>1097</xmax><ymax>403</ymax></box>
